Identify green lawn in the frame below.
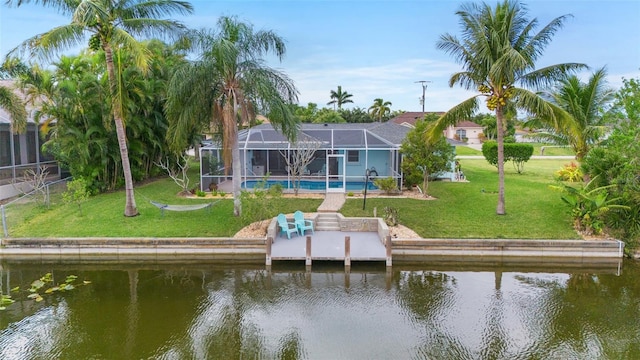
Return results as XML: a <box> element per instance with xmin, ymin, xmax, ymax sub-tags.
<box><xmin>342</xmin><ymin>158</ymin><xmax>579</xmax><ymax>239</ymax></box>
<box><xmin>455</xmin><ymin>143</ymin><xmax>575</xmax><ymax>157</ymax></box>
<box><xmin>7</xmin><ymin>175</ymin><xmax>322</xmax><ymax>238</ymax></box>
<box><xmin>454</xmin><ymin>145</ymin><xmax>482</xmax><ymax>155</ymax></box>
<box><xmin>7</xmin><ymin>159</ymin><xmax>578</xmax><ymax>239</ymax></box>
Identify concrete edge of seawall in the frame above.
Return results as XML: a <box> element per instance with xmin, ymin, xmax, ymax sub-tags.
<box><xmin>0</xmin><ymin>236</ymin><xmax>626</xmax><ymax>262</ymax></box>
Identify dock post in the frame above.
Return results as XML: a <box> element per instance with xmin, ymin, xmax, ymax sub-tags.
<box><xmin>344</xmin><ymin>264</ymin><xmax>351</xmax><ymax>289</ymax></box>
<box><xmin>385</xmin><ymin>235</ymin><xmax>392</xmax><ymax>267</ymax></box>
<box><xmin>344</xmin><ymin>236</ymin><xmax>351</xmax><ymax>267</ymax></box>
<box><xmin>305</xmin><ymin>236</ymin><xmax>312</xmax><ymax>267</ymax></box>
<box><xmin>265</xmin><ymin>237</ymin><xmax>273</xmax><ymax>266</ymax></box>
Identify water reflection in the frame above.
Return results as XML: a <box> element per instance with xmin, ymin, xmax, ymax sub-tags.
<box><xmin>0</xmin><ymin>260</ymin><xmax>638</xmax><ymax>359</ymax></box>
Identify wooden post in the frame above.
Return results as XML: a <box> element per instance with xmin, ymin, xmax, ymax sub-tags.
<box><xmin>385</xmin><ymin>235</ymin><xmax>392</xmax><ymax>267</ymax></box>
<box><xmin>344</xmin><ymin>264</ymin><xmax>351</xmax><ymax>289</ymax></box>
<box><xmin>344</xmin><ymin>236</ymin><xmax>351</xmax><ymax>267</ymax></box>
<box><xmin>265</xmin><ymin>237</ymin><xmax>273</xmax><ymax>266</ymax></box>
<box><xmin>305</xmin><ymin>235</ymin><xmax>312</xmax><ymax>267</ymax></box>
<box><xmin>265</xmin><ymin>265</ymin><xmax>272</xmax><ymax>290</ymax></box>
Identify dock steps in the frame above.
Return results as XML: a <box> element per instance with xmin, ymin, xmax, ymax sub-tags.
<box><xmin>315</xmin><ymin>213</ymin><xmax>340</xmax><ymax>231</ymax></box>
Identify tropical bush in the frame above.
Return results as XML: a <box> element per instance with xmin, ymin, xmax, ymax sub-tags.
<box><xmin>482</xmin><ymin>141</ymin><xmax>534</xmax><ymax>173</ymax></box>
<box><xmin>551</xmin><ymin>177</ymin><xmax>629</xmax><ymax>235</ymax></box>
<box><xmin>373</xmin><ymin>177</ymin><xmax>399</xmax><ymax>195</ymax></box>
<box><xmin>555</xmin><ymin>162</ymin><xmax>583</xmax><ymax>182</ymax></box>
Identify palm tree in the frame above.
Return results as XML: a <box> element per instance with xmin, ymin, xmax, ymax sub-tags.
<box><xmin>0</xmin><ymin>82</ymin><xmax>27</xmax><ymax>133</ymax></box>
<box><xmin>368</xmin><ymin>98</ymin><xmax>392</xmax><ymax>122</ymax></box>
<box><xmin>7</xmin><ymin>0</ymin><xmax>194</xmax><ymax>217</ymax></box>
<box><xmin>327</xmin><ymin>85</ymin><xmax>353</xmax><ymax>110</ymax></box>
<box><xmin>541</xmin><ymin>67</ymin><xmax>615</xmax><ymax>161</ymax></box>
<box><xmin>430</xmin><ymin>0</ymin><xmax>585</xmax><ymax>215</ymax></box>
<box><xmin>165</xmin><ymin>17</ymin><xmax>299</xmax><ymax>216</ymax></box>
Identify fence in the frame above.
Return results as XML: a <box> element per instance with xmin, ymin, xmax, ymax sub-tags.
<box><xmin>1</xmin><ymin>177</ymin><xmax>70</xmax><ymax>239</ymax></box>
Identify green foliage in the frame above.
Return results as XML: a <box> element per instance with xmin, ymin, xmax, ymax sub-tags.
<box><xmin>482</xmin><ymin>141</ymin><xmax>533</xmax><ymax>173</ymax></box>
<box><xmin>195</xmin><ymin>190</ymin><xmax>206</xmax><ymax>197</ymax></box>
<box><xmin>382</xmin><ymin>206</ymin><xmax>399</xmax><ymax>226</ymax></box>
<box><xmin>347</xmin><ymin>192</ymin><xmax>354</xmax><ymax>197</ymax></box>
<box><xmin>555</xmin><ymin>162</ymin><xmax>583</xmax><ymax>182</ymax></box>
<box><xmin>240</xmin><ymin>177</ymin><xmax>283</xmax><ymax>227</ymax></box>
<box><xmin>400</xmin><ymin>118</ymin><xmax>455</xmax><ymax>192</ymax></box>
<box><xmin>580</xmin><ymin>119</ymin><xmax>640</xmax><ymax>251</ymax></box>
<box><xmin>373</xmin><ymin>177</ymin><xmax>399</xmax><ymax>195</ymax></box>
<box><xmin>313</xmin><ymin>108</ymin><xmax>346</xmax><ymax>123</ymax></box>
<box><xmin>482</xmin><ymin>141</ymin><xmax>499</xmax><ymax>166</ymax></box>
<box><xmin>62</xmin><ymin>178</ymin><xmax>91</xmax><ymax>216</ymax></box>
<box><xmin>327</xmin><ymin>85</ymin><xmax>353</xmax><ymax>109</ymax></box>
<box><xmin>339</xmin><ymin>107</ymin><xmax>375</xmax><ymax>123</ymax></box>
<box><xmin>550</xmin><ymin>177</ymin><xmax>630</xmax><ymax>235</ymax></box>
<box><xmin>1</xmin><ymin>273</ymin><xmax>90</xmax><ymax>311</ymax></box>
<box><xmin>509</xmin><ymin>143</ymin><xmax>534</xmax><ymax>173</ymax></box>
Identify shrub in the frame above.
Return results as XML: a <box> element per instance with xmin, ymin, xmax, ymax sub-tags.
<box><xmin>62</xmin><ymin>178</ymin><xmax>91</xmax><ymax>216</ymax></box>
<box><xmin>555</xmin><ymin>162</ymin><xmax>583</xmax><ymax>182</ymax></box>
<box><xmin>482</xmin><ymin>141</ymin><xmax>533</xmax><ymax>173</ymax></box>
<box><xmin>373</xmin><ymin>177</ymin><xmax>399</xmax><ymax>195</ymax></box>
<box><xmin>347</xmin><ymin>192</ymin><xmax>354</xmax><ymax>197</ymax></box>
<box><xmin>382</xmin><ymin>206</ymin><xmax>399</xmax><ymax>226</ymax></box>
<box><xmin>195</xmin><ymin>190</ymin><xmax>206</xmax><ymax>197</ymax></box>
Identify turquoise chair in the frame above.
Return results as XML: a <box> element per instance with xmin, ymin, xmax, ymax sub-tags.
<box><xmin>277</xmin><ymin>213</ymin><xmax>298</xmax><ymax>239</ymax></box>
<box><xmin>294</xmin><ymin>210</ymin><xmax>314</xmax><ymax>235</ymax></box>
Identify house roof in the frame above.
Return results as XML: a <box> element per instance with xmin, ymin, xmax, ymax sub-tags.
<box><xmin>456</xmin><ymin>120</ymin><xmax>482</xmax><ymax>128</ymax></box>
<box><xmin>208</xmin><ymin>122</ymin><xmax>412</xmax><ymax>151</ymax></box>
<box><xmin>389</xmin><ymin>111</ymin><xmax>445</xmax><ymax>127</ymax></box>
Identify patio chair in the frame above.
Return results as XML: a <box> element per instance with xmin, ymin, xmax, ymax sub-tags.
<box><xmin>277</xmin><ymin>213</ymin><xmax>299</xmax><ymax>239</ymax></box>
<box><xmin>294</xmin><ymin>210</ymin><xmax>314</xmax><ymax>236</ymax></box>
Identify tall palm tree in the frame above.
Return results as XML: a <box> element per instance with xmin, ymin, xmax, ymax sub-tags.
<box><xmin>368</xmin><ymin>98</ymin><xmax>392</xmax><ymax>122</ymax></box>
<box><xmin>327</xmin><ymin>85</ymin><xmax>353</xmax><ymax>110</ymax></box>
<box><xmin>7</xmin><ymin>0</ymin><xmax>194</xmax><ymax>217</ymax></box>
<box><xmin>430</xmin><ymin>0</ymin><xmax>585</xmax><ymax>215</ymax></box>
<box><xmin>541</xmin><ymin>67</ymin><xmax>615</xmax><ymax>161</ymax></box>
<box><xmin>0</xmin><ymin>83</ymin><xmax>27</xmax><ymax>133</ymax></box>
<box><xmin>165</xmin><ymin>17</ymin><xmax>299</xmax><ymax>216</ymax></box>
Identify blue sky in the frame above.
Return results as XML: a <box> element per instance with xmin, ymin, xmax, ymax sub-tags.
<box><xmin>1</xmin><ymin>0</ymin><xmax>639</xmax><ymax>113</ymax></box>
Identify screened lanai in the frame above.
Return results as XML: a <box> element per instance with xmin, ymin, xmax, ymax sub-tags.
<box><xmin>200</xmin><ymin>122</ymin><xmax>411</xmax><ymax>193</ymax></box>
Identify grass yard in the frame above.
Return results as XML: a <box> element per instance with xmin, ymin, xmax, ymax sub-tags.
<box><xmin>342</xmin><ymin>158</ymin><xmax>580</xmax><ymax>239</ymax></box>
<box><xmin>454</xmin><ymin>145</ymin><xmax>482</xmax><ymax>155</ymax></box>
<box><xmin>7</xmin><ymin>158</ymin><xmax>578</xmax><ymax>239</ymax></box>
<box><xmin>7</xmin><ymin>174</ymin><xmax>322</xmax><ymax>238</ymax></box>
<box><xmin>455</xmin><ymin>143</ymin><xmax>576</xmax><ymax>157</ymax></box>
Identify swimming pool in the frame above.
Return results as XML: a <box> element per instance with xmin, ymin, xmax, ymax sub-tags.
<box><xmin>241</xmin><ymin>179</ymin><xmax>378</xmax><ymax>191</ymax></box>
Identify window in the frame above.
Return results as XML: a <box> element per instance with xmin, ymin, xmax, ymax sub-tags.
<box><xmin>347</xmin><ymin>150</ymin><xmax>359</xmax><ymax>163</ymax></box>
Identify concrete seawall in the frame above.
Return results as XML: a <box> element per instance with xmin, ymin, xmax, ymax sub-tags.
<box><xmin>0</xmin><ymin>235</ymin><xmax>624</xmax><ymax>263</ymax></box>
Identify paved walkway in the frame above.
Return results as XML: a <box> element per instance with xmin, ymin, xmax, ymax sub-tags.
<box><xmin>317</xmin><ymin>193</ymin><xmax>345</xmax><ymax>212</ymax></box>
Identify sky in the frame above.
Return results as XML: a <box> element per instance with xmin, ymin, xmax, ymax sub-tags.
<box><xmin>1</xmin><ymin>0</ymin><xmax>639</xmax><ymax>113</ymax></box>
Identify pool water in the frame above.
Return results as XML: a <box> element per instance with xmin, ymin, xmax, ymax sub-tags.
<box><xmin>242</xmin><ymin>179</ymin><xmax>378</xmax><ymax>191</ymax></box>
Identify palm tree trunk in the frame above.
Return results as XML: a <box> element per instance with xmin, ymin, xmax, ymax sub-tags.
<box><xmin>105</xmin><ymin>45</ymin><xmax>138</xmax><ymax>217</ymax></box>
<box><xmin>232</xmin><ymin>126</ymin><xmax>242</xmax><ymax>216</ymax></box>
<box><xmin>495</xmin><ymin>106</ymin><xmax>506</xmax><ymax>215</ymax></box>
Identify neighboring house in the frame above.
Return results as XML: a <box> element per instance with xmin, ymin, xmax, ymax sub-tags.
<box><xmin>200</xmin><ymin>122</ymin><xmax>411</xmax><ymax>193</ymax></box>
<box><xmin>389</xmin><ymin>112</ymin><xmax>482</xmax><ymax>145</ymax></box>
<box><xmin>390</xmin><ymin>111</ymin><xmax>444</xmax><ymax>128</ymax></box>
<box><xmin>443</xmin><ymin>121</ymin><xmax>483</xmax><ymax>144</ymax></box>
<box><xmin>0</xmin><ymin>80</ymin><xmax>59</xmax><ymax>201</ymax></box>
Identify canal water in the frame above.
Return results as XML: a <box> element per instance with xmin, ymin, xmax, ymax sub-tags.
<box><xmin>0</xmin><ymin>259</ymin><xmax>638</xmax><ymax>359</ymax></box>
